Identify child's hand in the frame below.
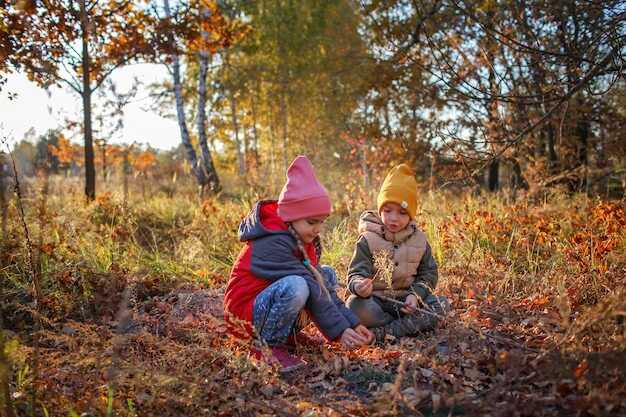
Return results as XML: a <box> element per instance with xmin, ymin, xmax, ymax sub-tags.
<box><xmin>354</xmin><ymin>278</ymin><xmax>373</xmax><ymax>298</ymax></box>
<box><xmin>401</xmin><ymin>294</ymin><xmax>418</xmax><ymax>314</ymax></box>
<box><xmin>354</xmin><ymin>324</ymin><xmax>374</xmax><ymax>345</ymax></box>
<box><xmin>339</xmin><ymin>327</ymin><xmax>370</xmax><ymax>349</ymax></box>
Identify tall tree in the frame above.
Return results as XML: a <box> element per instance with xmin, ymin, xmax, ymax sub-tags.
<box><xmin>359</xmin><ymin>0</ymin><xmax>625</xmax><ymax>191</ymax></box>
<box><xmin>196</xmin><ymin>3</ymin><xmax>221</xmax><ymax>192</ymax></box>
<box><xmin>163</xmin><ymin>0</ymin><xmax>209</xmax><ymax>188</ymax></box>
<box><xmin>203</xmin><ymin>0</ymin><xmax>369</xmax><ymax>180</ymax></box>
<box><xmin>3</xmin><ymin>0</ymin><xmax>163</xmax><ymax>199</ymax></box>
<box><xmin>160</xmin><ymin>0</ymin><xmax>242</xmax><ymax>192</ymax></box>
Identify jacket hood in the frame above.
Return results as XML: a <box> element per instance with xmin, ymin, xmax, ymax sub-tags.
<box><xmin>238</xmin><ymin>200</ymin><xmax>290</xmax><ymax>242</ymax></box>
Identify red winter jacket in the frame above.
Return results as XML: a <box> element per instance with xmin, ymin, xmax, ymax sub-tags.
<box><xmin>223</xmin><ymin>200</ymin><xmax>358</xmax><ymax>341</ymax></box>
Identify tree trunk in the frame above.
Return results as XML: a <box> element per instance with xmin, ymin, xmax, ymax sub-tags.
<box><xmin>508</xmin><ymin>157</ymin><xmax>528</xmax><ymax>201</ymax></box>
<box><xmin>242</xmin><ymin>122</ymin><xmax>249</xmax><ymax>172</ymax></box>
<box><xmin>197</xmin><ymin>6</ymin><xmax>221</xmax><ymax>193</ymax></box>
<box><xmin>0</xmin><ymin>161</ymin><xmax>7</xmax><ymax>245</ymax></box>
<box><xmin>509</xmin><ymin>157</ymin><xmax>528</xmax><ymax>190</ymax></box>
<box><xmin>268</xmin><ymin>106</ymin><xmax>277</xmax><ymax>189</ymax></box>
<box><xmin>429</xmin><ymin>149</ymin><xmax>436</xmax><ymax>195</ymax></box>
<box><xmin>535</xmin><ymin>129</ymin><xmax>546</xmax><ymax>159</ymax></box>
<box><xmin>251</xmin><ymin>82</ymin><xmax>260</xmax><ymax>168</ymax></box>
<box><xmin>100</xmin><ymin>140</ymin><xmax>107</xmax><ymax>183</ymax></box>
<box><xmin>384</xmin><ymin>100</ymin><xmax>392</xmax><ymax>138</ymax></box>
<box><xmin>359</xmin><ymin>138</ymin><xmax>369</xmax><ymax>188</ymax></box>
<box><xmin>164</xmin><ymin>0</ymin><xmax>207</xmax><ymax>186</ymax></box>
<box><xmin>488</xmin><ymin>159</ymin><xmax>500</xmax><ymax>192</ymax></box>
<box><xmin>484</xmin><ymin>9</ymin><xmax>500</xmax><ymax>194</ymax></box>
<box><xmin>123</xmin><ymin>150</ymin><xmax>130</xmax><ymax>209</ymax></box>
<box><xmin>411</xmin><ymin>96</ymin><xmax>418</xmax><ymax>145</ymax></box>
<box><xmin>546</xmin><ymin>123</ymin><xmax>558</xmax><ymax>173</ymax></box>
<box><xmin>80</xmin><ymin>0</ymin><xmax>95</xmax><ymax>200</ymax></box>
<box><xmin>280</xmin><ymin>89</ymin><xmax>288</xmax><ymax>172</ymax></box>
<box><xmin>575</xmin><ymin>99</ymin><xmax>590</xmax><ymax>192</ymax></box>
<box><xmin>229</xmin><ymin>93</ymin><xmax>245</xmax><ymax>176</ymax></box>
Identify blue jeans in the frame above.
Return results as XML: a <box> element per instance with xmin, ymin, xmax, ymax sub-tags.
<box><xmin>252</xmin><ymin>266</ymin><xmax>340</xmax><ymax>345</ymax></box>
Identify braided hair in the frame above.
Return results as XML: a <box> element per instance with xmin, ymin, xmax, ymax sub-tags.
<box><xmin>287</xmin><ymin>224</ymin><xmax>331</xmax><ymax>300</ymax></box>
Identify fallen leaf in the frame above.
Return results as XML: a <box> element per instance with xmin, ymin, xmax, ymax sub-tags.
<box><xmin>385</xmin><ymin>350</ymin><xmax>402</xmax><ymax>359</ymax></box>
<box><xmin>574</xmin><ymin>359</ymin><xmax>588</xmax><ymax>379</ymax></box>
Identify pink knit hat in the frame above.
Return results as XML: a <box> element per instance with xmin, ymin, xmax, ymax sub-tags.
<box><xmin>277</xmin><ymin>155</ymin><xmax>332</xmax><ymax>222</ymax></box>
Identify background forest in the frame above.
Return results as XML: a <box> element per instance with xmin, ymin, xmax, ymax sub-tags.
<box><xmin>1</xmin><ymin>0</ymin><xmax>625</xmax><ymax>416</ymax></box>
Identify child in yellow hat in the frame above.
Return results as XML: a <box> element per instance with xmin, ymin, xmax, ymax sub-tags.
<box><xmin>346</xmin><ymin>164</ymin><xmax>449</xmax><ymax>343</ymax></box>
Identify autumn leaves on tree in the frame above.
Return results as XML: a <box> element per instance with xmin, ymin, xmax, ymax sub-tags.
<box><xmin>1</xmin><ymin>0</ymin><xmax>625</xmax><ymax>198</ymax></box>
<box><xmin>1</xmin><ymin>0</ymin><xmax>240</xmax><ymax>199</ymax></box>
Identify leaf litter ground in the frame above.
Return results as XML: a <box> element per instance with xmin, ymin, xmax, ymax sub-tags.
<box><xmin>8</xmin><ymin>271</ymin><xmax>624</xmax><ymax>417</ymax></box>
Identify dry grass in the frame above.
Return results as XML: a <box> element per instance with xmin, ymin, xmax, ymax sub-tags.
<box><xmin>1</xmin><ymin>175</ymin><xmax>625</xmax><ymax>416</ymax></box>
<box><xmin>372</xmin><ymin>250</ymin><xmax>395</xmax><ymax>289</ymax></box>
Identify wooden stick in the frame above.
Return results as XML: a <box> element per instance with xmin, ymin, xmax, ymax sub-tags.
<box><xmin>373</xmin><ymin>294</ymin><xmax>446</xmax><ymax>320</ymax></box>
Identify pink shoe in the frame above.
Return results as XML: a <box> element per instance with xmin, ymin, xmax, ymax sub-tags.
<box><xmin>250</xmin><ymin>345</ymin><xmax>307</xmax><ymax>373</ymax></box>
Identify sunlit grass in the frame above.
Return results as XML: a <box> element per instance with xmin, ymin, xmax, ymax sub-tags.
<box><xmin>1</xmin><ymin>173</ymin><xmax>624</xmax><ymax>415</ymax></box>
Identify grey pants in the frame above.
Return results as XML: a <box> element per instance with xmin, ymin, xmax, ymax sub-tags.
<box><xmin>346</xmin><ymin>294</ymin><xmax>449</xmax><ymax>340</ymax></box>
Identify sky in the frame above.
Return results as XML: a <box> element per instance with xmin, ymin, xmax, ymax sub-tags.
<box><xmin>0</xmin><ymin>63</ymin><xmax>182</xmax><ymax>151</ymax></box>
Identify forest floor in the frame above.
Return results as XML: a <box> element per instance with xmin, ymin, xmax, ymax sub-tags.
<box><xmin>1</xmin><ymin>181</ymin><xmax>625</xmax><ymax>416</ymax></box>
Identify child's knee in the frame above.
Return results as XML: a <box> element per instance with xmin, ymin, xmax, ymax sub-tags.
<box><xmin>346</xmin><ymin>295</ymin><xmax>367</xmax><ymax>315</ymax></box>
<box><xmin>346</xmin><ymin>296</ymin><xmax>389</xmax><ymax>327</ymax></box>
<box><xmin>280</xmin><ymin>275</ymin><xmax>310</xmax><ymax>308</ymax></box>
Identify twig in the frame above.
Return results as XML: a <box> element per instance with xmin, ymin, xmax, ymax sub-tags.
<box><xmin>1</xmin><ymin>140</ymin><xmax>42</xmax><ymax>312</ymax></box>
<box><xmin>373</xmin><ymin>295</ymin><xmax>445</xmax><ymax>320</ymax></box>
<box><xmin>2</xmin><ymin>138</ymin><xmax>42</xmax><ymax>416</ymax></box>
<box><xmin>2</xmin><ymin>137</ymin><xmax>43</xmax><ymax>417</ymax></box>
<box><xmin>467</xmin><ymin>325</ymin><xmax>539</xmax><ymax>353</ymax></box>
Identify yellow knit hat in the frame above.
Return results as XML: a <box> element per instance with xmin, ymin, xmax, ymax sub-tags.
<box><xmin>377</xmin><ymin>164</ymin><xmax>418</xmax><ymax>218</ymax></box>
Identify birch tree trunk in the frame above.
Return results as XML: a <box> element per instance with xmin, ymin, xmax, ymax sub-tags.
<box><xmin>197</xmin><ymin>5</ymin><xmax>221</xmax><ymax>193</ymax></box>
<box><xmin>164</xmin><ymin>0</ymin><xmax>207</xmax><ymax>186</ymax></box>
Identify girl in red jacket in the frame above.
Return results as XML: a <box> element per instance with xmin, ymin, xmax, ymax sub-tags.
<box><xmin>224</xmin><ymin>155</ymin><xmax>372</xmax><ymax>373</ymax></box>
